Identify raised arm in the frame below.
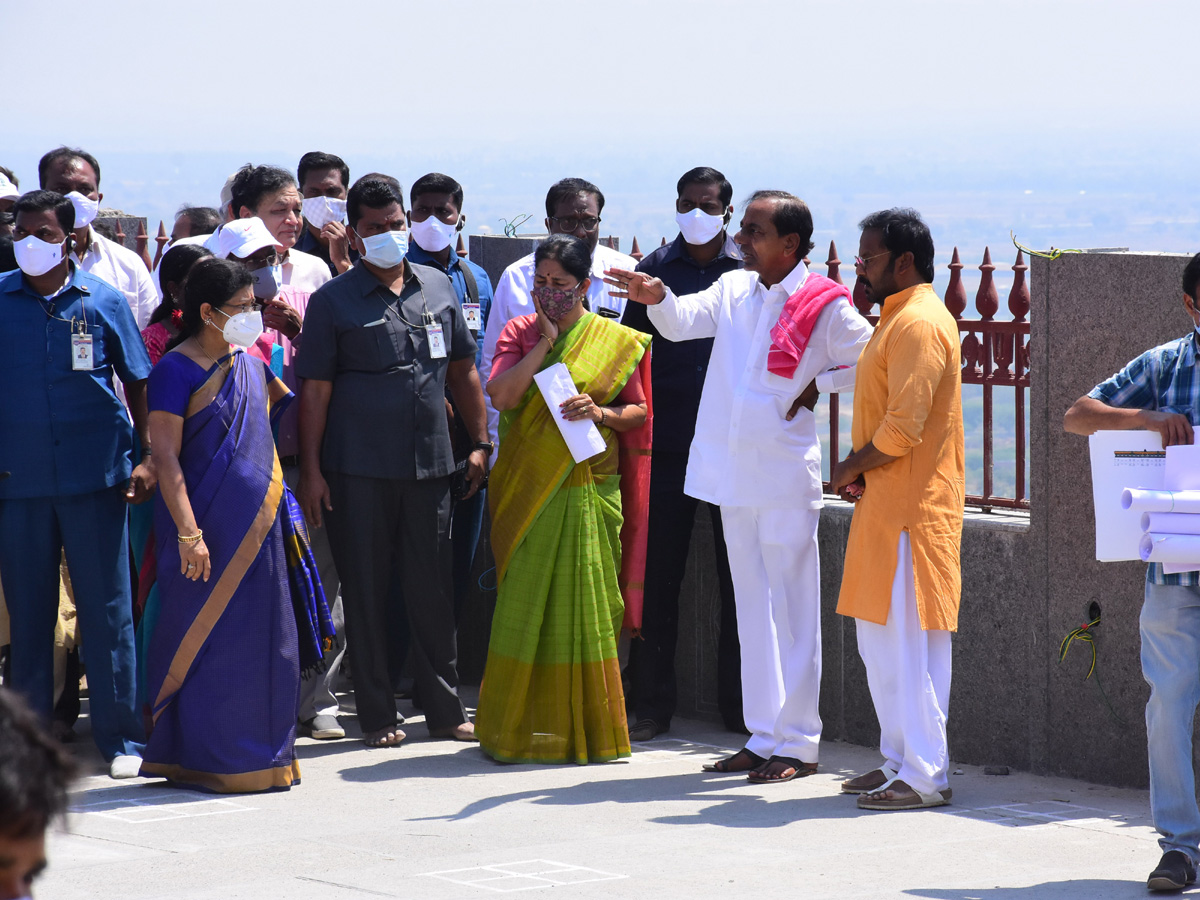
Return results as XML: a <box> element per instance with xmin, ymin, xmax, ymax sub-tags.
<box><xmin>1064</xmin><ymin>396</ymin><xmax>1194</xmax><ymax>446</ymax></box>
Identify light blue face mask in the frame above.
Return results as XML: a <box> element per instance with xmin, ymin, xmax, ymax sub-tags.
<box><xmin>360</xmin><ymin>229</ymin><xmax>409</xmax><ymax>268</ymax></box>
<box><xmin>249</xmin><ymin>263</ymin><xmax>283</xmax><ymax>300</ymax></box>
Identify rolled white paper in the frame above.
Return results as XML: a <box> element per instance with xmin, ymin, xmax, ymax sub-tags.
<box><xmin>1122</xmin><ymin>488</ymin><xmax>1200</xmax><ymax>514</ymax></box>
<box><xmin>1139</xmin><ymin>532</ymin><xmax>1200</xmax><ymax>571</ymax></box>
<box><xmin>1141</xmin><ymin>512</ymin><xmax>1200</xmax><ymax>536</ymax></box>
<box><xmin>533</xmin><ymin>362</ymin><xmax>607</xmax><ymax>464</ymax></box>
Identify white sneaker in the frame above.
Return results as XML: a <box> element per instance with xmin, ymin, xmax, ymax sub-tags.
<box><xmin>109</xmin><ymin>755</ymin><xmax>142</xmax><ymax>779</ymax></box>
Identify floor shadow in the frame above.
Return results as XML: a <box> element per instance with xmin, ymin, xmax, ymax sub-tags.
<box><xmin>905</xmin><ymin>879</ymin><xmax>1180</xmax><ymax>898</ymax></box>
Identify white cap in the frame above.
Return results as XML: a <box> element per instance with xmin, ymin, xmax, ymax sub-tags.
<box><xmin>215</xmin><ymin>217</ymin><xmax>282</xmax><ymax>260</ymax></box>
<box><xmin>0</xmin><ymin>174</ymin><xmax>18</xmax><ymax>202</ymax></box>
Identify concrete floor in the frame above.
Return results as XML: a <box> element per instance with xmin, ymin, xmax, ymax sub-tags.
<box><xmin>42</xmin><ymin>688</ymin><xmax>1184</xmax><ymax>899</ymax></box>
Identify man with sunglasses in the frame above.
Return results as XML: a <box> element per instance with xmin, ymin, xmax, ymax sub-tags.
<box><xmin>479</xmin><ymin>177</ymin><xmax>636</xmax><ymax>446</ymax></box>
<box><xmin>608</xmin><ymin>191</ymin><xmax>872</xmax><ymax>785</ymax></box>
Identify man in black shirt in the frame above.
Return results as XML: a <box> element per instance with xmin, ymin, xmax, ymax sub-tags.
<box><xmin>296</xmin><ymin>176</ymin><xmax>489</xmax><ymax>748</ymax></box>
<box><xmin>622</xmin><ymin>167</ymin><xmax>744</xmax><ymax>740</ymax></box>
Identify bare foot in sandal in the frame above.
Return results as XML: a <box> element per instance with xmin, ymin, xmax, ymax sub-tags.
<box><xmin>701</xmin><ymin>747</ymin><xmax>765</xmax><ymax>773</ymax></box>
<box><xmin>364</xmin><ymin>724</ymin><xmax>406</xmax><ymax>748</ymax></box>
<box><xmin>747</xmin><ymin>756</ymin><xmax>818</xmax><ymax>784</ymax></box>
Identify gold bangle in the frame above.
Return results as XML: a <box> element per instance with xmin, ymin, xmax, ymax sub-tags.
<box><xmin>539</xmin><ymin>333</ymin><xmax>554</xmax><ymax>351</ymax></box>
<box><xmin>599</xmin><ymin>407</ymin><xmax>608</xmax><ymax>426</ymax></box>
<box><xmin>178</xmin><ymin>530</ymin><xmax>204</xmax><ymax>544</ymax></box>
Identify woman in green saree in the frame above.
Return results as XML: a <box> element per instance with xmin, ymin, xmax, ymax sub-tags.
<box><xmin>478</xmin><ymin>234</ymin><xmax>652</xmax><ymax>764</ymax></box>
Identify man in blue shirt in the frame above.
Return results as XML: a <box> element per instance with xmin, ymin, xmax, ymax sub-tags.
<box><xmin>621</xmin><ymin>167</ymin><xmax>745</xmax><ymax>741</ymax></box>
<box><xmin>0</xmin><ymin>191</ymin><xmax>154</xmax><ymax>778</ymax></box>
<box><xmin>407</xmin><ymin>173</ymin><xmax>495</xmax><ymax>624</ymax></box>
<box><xmin>1064</xmin><ymin>252</ymin><xmax>1200</xmax><ymax>893</ymax></box>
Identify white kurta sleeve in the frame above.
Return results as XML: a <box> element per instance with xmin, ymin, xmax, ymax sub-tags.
<box><xmin>646</xmin><ymin>280</ymin><xmax>723</xmax><ymax>342</ymax></box>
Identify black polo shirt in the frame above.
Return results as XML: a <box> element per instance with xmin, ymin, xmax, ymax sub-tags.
<box><xmin>296</xmin><ymin>260</ymin><xmax>476</xmax><ymax>480</ymax></box>
<box><xmin>622</xmin><ymin>233</ymin><xmax>743</xmax><ymax>453</ymax></box>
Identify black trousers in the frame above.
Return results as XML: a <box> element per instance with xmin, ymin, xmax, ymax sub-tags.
<box><xmin>324</xmin><ymin>472</ymin><xmax>467</xmax><ymax>734</ymax></box>
<box><xmin>627</xmin><ymin>451</ymin><xmax>743</xmax><ymax>729</ymax></box>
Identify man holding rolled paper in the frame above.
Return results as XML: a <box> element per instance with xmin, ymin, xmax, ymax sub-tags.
<box><xmin>1064</xmin><ymin>251</ymin><xmax>1200</xmax><ymax>893</ymax></box>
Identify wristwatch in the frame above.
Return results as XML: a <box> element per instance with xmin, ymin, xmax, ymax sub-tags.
<box><xmin>473</xmin><ymin>440</ymin><xmax>495</xmax><ymax>457</ymax></box>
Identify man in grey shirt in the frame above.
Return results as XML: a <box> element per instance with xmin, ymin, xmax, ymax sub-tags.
<box><xmin>296</xmin><ymin>176</ymin><xmax>490</xmax><ymax>748</ymax></box>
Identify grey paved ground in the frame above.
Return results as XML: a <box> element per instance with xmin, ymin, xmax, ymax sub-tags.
<box><xmin>43</xmin><ymin>688</ymin><xmax>1181</xmax><ymax>899</ymax></box>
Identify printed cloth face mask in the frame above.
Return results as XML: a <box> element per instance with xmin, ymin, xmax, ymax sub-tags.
<box><xmin>532</xmin><ymin>284</ymin><xmax>582</xmax><ymax>320</ymax></box>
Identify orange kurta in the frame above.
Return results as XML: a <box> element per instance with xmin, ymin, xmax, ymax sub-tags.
<box><xmin>836</xmin><ymin>283</ymin><xmax>965</xmax><ymax>630</ymax></box>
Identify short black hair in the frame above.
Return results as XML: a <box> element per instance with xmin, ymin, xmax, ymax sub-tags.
<box><xmin>410</xmin><ymin>173</ymin><xmax>464</xmax><ymax>212</ymax></box>
<box><xmin>0</xmin><ymin>165</ymin><xmax>18</xmax><ymax>188</ymax></box>
<box><xmin>747</xmin><ymin>189</ymin><xmax>815</xmax><ymax>261</ymax></box>
<box><xmin>534</xmin><ymin>233</ymin><xmax>592</xmax><ymax>283</ymax></box>
<box><xmin>13</xmin><ymin>189</ymin><xmax>75</xmax><ymax>234</ymax></box>
<box><xmin>545</xmin><ymin>177</ymin><xmax>604</xmax><ymax>217</ymax></box>
<box><xmin>1183</xmin><ymin>252</ymin><xmax>1200</xmax><ymax>301</ymax></box>
<box><xmin>0</xmin><ymin>687</ymin><xmax>76</xmax><ymax>839</ymax></box>
<box><xmin>230</xmin><ymin>164</ymin><xmax>297</xmax><ymax>216</ymax></box>
<box><xmin>176</xmin><ymin>205</ymin><xmax>221</xmax><ymax>236</ymax></box>
<box><xmin>347</xmin><ymin>174</ymin><xmax>406</xmax><ymax>228</ymax></box>
<box><xmin>297</xmin><ymin>151</ymin><xmax>350</xmax><ymax>191</ymax></box>
<box><xmin>153</xmin><ymin>243</ymin><xmax>213</xmax><ymax>325</ymax></box>
<box><xmin>677</xmin><ymin>166</ymin><xmax>732</xmax><ymax>208</ymax></box>
<box><xmin>38</xmin><ymin>146</ymin><xmax>102</xmax><ymax>188</ymax></box>
<box><xmin>858</xmin><ymin>207</ymin><xmax>936</xmax><ymax>283</ymax></box>
<box><xmin>174</xmin><ymin>257</ymin><xmax>254</xmax><ymax>348</ymax></box>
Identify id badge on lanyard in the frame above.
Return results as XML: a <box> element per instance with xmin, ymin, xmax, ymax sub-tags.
<box><xmin>70</xmin><ymin>315</ymin><xmax>93</xmax><ymax>370</ymax></box>
<box><xmin>462</xmin><ymin>302</ymin><xmax>481</xmax><ymax>334</ymax></box>
<box><xmin>425</xmin><ymin>312</ymin><xmax>447</xmax><ymax>359</ymax></box>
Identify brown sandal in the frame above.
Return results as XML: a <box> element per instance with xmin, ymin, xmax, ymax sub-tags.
<box><xmin>747</xmin><ymin>756</ymin><xmax>818</xmax><ymax>783</ymax></box>
<box><xmin>702</xmin><ymin>747</ymin><xmax>765</xmax><ymax>773</ymax></box>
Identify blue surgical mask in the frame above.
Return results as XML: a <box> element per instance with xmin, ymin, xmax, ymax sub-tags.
<box><xmin>360</xmin><ymin>229</ymin><xmax>408</xmax><ymax>268</ymax></box>
<box><xmin>249</xmin><ymin>263</ymin><xmax>283</xmax><ymax>300</ymax></box>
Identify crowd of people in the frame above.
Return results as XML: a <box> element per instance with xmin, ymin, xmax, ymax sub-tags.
<box><xmin>0</xmin><ymin>146</ymin><xmax>1198</xmax><ymax>893</ymax></box>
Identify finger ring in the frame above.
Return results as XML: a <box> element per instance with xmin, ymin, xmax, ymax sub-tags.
<box><xmin>187</xmin><ymin>563</ymin><xmax>195</xmax><ymax>569</ymax></box>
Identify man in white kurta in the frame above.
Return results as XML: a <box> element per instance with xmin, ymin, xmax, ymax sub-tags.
<box><xmin>609</xmin><ymin>191</ymin><xmax>872</xmax><ymax>782</ymax></box>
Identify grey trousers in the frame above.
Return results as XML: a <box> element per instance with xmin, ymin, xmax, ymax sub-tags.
<box><xmin>324</xmin><ymin>471</ymin><xmax>467</xmax><ymax>734</ymax></box>
<box><xmin>284</xmin><ymin>465</ymin><xmax>347</xmax><ymax>721</ymax></box>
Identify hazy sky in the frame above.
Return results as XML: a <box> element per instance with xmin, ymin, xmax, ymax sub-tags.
<box><xmin>5</xmin><ymin>0</ymin><xmax>1199</xmax><ymax>256</ymax></box>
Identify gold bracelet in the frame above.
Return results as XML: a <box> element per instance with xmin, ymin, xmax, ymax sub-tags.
<box><xmin>539</xmin><ymin>332</ymin><xmax>554</xmax><ymax>351</ymax></box>
<box><xmin>178</xmin><ymin>530</ymin><xmax>204</xmax><ymax>544</ymax></box>
<box><xmin>599</xmin><ymin>407</ymin><xmax>608</xmax><ymax>426</ymax></box>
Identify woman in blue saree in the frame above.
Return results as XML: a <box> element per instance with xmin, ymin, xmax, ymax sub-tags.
<box><xmin>140</xmin><ymin>257</ymin><xmax>330</xmax><ymax>793</ymax></box>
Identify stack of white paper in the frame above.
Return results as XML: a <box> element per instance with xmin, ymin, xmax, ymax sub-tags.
<box><xmin>533</xmin><ymin>362</ymin><xmax>607</xmax><ymax>464</ymax></box>
<box><xmin>1089</xmin><ymin>431</ymin><xmax>1166</xmax><ymax>560</ymax></box>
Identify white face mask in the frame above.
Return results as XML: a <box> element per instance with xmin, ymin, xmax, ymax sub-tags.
<box><xmin>302</xmin><ymin>196</ymin><xmax>347</xmax><ymax>229</ymax></box>
<box><xmin>249</xmin><ymin>263</ymin><xmax>283</xmax><ymax>300</ymax></box>
<box><xmin>65</xmin><ymin>191</ymin><xmax>99</xmax><ymax>229</ymax></box>
<box><xmin>359</xmin><ymin>229</ymin><xmax>409</xmax><ymax>268</ymax></box>
<box><xmin>211</xmin><ymin>307</ymin><xmax>265</xmax><ymax>349</ymax></box>
<box><xmin>409</xmin><ymin>216</ymin><xmax>458</xmax><ymax>254</ymax></box>
<box><xmin>675</xmin><ymin>208</ymin><xmax>726</xmax><ymax>246</ymax></box>
<box><xmin>14</xmin><ymin>234</ymin><xmax>66</xmax><ymax>277</ymax></box>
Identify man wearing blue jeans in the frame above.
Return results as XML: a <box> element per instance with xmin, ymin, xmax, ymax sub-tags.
<box><xmin>1064</xmin><ymin>251</ymin><xmax>1200</xmax><ymax>893</ymax></box>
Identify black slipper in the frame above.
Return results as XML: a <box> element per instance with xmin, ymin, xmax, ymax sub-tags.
<box><xmin>702</xmin><ymin>747</ymin><xmax>766</xmax><ymax>773</ymax></box>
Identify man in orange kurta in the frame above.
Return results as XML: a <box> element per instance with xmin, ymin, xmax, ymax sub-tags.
<box><xmin>830</xmin><ymin>208</ymin><xmax>965</xmax><ymax>810</ymax></box>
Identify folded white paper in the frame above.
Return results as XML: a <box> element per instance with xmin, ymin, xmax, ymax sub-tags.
<box><xmin>1141</xmin><ymin>512</ymin><xmax>1200</xmax><ymax>536</ymax></box>
<box><xmin>533</xmin><ymin>362</ymin><xmax>607</xmax><ymax>464</ymax></box>
<box><xmin>1139</xmin><ymin>532</ymin><xmax>1200</xmax><ymax>572</ymax></box>
<box><xmin>1089</xmin><ymin>431</ymin><xmax>1166</xmax><ymax>560</ymax></box>
<box><xmin>1122</xmin><ymin>488</ymin><xmax>1200</xmax><ymax>514</ymax></box>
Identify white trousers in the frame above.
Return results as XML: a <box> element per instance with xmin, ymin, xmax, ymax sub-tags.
<box><xmin>855</xmin><ymin>531</ymin><xmax>953</xmax><ymax>795</ymax></box>
<box><xmin>721</xmin><ymin>506</ymin><xmax>822</xmax><ymax>763</ymax></box>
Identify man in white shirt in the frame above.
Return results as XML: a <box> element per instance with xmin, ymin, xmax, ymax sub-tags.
<box><xmin>227</xmin><ymin>164</ymin><xmax>343</xmax><ymax>740</ymax></box>
<box><xmin>608</xmin><ymin>191</ymin><xmax>872</xmax><ymax>784</ymax></box>
<box><xmin>479</xmin><ymin>177</ymin><xmax>636</xmax><ymax>445</ymax></box>
<box><xmin>39</xmin><ymin>147</ymin><xmax>159</xmax><ymax>330</ymax></box>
